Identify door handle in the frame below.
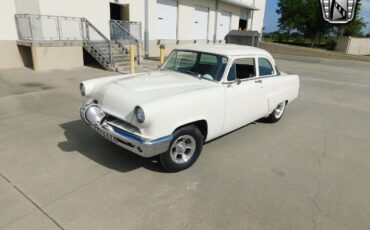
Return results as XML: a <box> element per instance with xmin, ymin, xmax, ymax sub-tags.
<box><xmin>255</xmin><ymin>80</ymin><xmax>262</xmax><ymax>83</ymax></box>
<box><xmin>158</xmin><ymin>17</ymin><xmax>163</xmax><ymax>20</ymax></box>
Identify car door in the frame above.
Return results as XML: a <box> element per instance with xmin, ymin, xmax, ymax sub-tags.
<box><xmin>256</xmin><ymin>56</ymin><xmax>283</xmax><ymax>113</ymax></box>
<box><xmin>223</xmin><ymin>57</ymin><xmax>268</xmax><ymax>133</ymax></box>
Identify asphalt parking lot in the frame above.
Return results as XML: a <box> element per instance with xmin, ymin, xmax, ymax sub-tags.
<box><xmin>1</xmin><ymin>56</ymin><xmax>370</xmax><ymax>230</ymax></box>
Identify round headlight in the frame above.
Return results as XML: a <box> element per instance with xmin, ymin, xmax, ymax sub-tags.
<box><xmin>80</xmin><ymin>83</ymin><xmax>86</xmax><ymax>96</ymax></box>
<box><xmin>85</xmin><ymin>105</ymin><xmax>105</xmax><ymax>124</ymax></box>
<box><xmin>134</xmin><ymin>106</ymin><xmax>145</xmax><ymax>123</ymax></box>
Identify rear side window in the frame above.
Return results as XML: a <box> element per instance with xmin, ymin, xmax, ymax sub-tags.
<box><xmin>258</xmin><ymin>58</ymin><xmax>274</xmax><ymax>76</ymax></box>
<box><xmin>228</xmin><ymin>58</ymin><xmax>256</xmax><ymax>81</ymax></box>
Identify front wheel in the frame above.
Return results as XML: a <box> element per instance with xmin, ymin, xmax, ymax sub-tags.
<box><xmin>160</xmin><ymin>125</ymin><xmax>203</xmax><ymax>172</ymax></box>
<box><xmin>266</xmin><ymin>101</ymin><xmax>286</xmax><ymax>123</ymax></box>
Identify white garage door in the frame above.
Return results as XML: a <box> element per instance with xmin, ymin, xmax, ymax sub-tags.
<box><xmin>157</xmin><ymin>0</ymin><xmax>177</xmax><ymax>40</ymax></box>
<box><xmin>194</xmin><ymin>5</ymin><xmax>209</xmax><ymax>40</ymax></box>
<box><xmin>217</xmin><ymin>10</ymin><xmax>231</xmax><ymax>40</ymax></box>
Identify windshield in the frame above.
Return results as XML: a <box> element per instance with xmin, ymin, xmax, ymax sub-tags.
<box><xmin>160</xmin><ymin>50</ymin><xmax>228</xmax><ymax>81</ymax></box>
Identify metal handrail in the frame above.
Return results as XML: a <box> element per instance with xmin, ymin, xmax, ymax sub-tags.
<box><xmin>15</xmin><ymin>14</ymin><xmax>84</xmax><ymax>41</ymax></box>
<box><xmin>16</xmin><ymin>13</ymin><xmax>82</xmax><ymax>20</ymax></box>
<box><xmin>110</xmin><ymin>20</ymin><xmax>140</xmax><ymax>44</ymax></box>
<box><xmin>83</xmin><ymin>19</ymin><xmax>110</xmax><ymax>41</ymax></box>
<box><xmin>110</xmin><ymin>20</ymin><xmax>141</xmax><ymax>64</ymax></box>
<box><xmin>15</xmin><ymin>14</ymin><xmax>144</xmax><ymax>69</ymax></box>
<box><xmin>83</xmin><ymin>18</ymin><xmax>113</xmax><ymax>67</ymax></box>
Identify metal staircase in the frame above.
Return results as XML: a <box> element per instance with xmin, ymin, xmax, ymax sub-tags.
<box><xmin>110</xmin><ymin>20</ymin><xmax>141</xmax><ymax>65</ymax></box>
<box><xmin>83</xmin><ymin>19</ymin><xmax>135</xmax><ymax>72</ymax></box>
<box><xmin>83</xmin><ymin>40</ymin><xmax>130</xmax><ymax>72</ymax></box>
<box><xmin>15</xmin><ymin>14</ymin><xmax>140</xmax><ymax>73</ymax></box>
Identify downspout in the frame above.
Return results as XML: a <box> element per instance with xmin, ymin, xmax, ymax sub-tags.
<box><xmin>144</xmin><ymin>0</ymin><xmax>149</xmax><ymax>57</ymax></box>
<box><xmin>250</xmin><ymin>0</ymin><xmax>255</xmax><ymax>31</ymax></box>
<box><xmin>213</xmin><ymin>0</ymin><xmax>219</xmax><ymax>43</ymax></box>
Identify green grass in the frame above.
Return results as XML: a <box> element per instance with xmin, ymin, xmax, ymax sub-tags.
<box><xmin>262</xmin><ymin>36</ymin><xmax>336</xmax><ymax>50</ymax></box>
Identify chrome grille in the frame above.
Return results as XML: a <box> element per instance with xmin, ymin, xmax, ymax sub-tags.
<box><xmin>105</xmin><ymin>116</ymin><xmax>140</xmax><ymax>134</ymax></box>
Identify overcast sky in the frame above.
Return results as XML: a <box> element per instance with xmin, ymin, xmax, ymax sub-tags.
<box><xmin>263</xmin><ymin>0</ymin><xmax>370</xmax><ymax>34</ymax></box>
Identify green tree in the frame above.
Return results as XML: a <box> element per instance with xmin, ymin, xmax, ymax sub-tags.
<box><xmin>335</xmin><ymin>0</ymin><xmax>367</xmax><ymax>36</ymax></box>
<box><xmin>296</xmin><ymin>0</ymin><xmax>331</xmax><ymax>46</ymax></box>
<box><xmin>276</xmin><ymin>0</ymin><xmax>367</xmax><ymax>45</ymax></box>
<box><xmin>277</xmin><ymin>0</ymin><xmax>330</xmax><ymax>45</ymax></box>
<box><xmin>276</xmin><ymin>0</ymin><xmax>302</xmax><ymax>42</ymax></box>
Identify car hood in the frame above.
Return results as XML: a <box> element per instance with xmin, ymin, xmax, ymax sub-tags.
<box><xmin>93</xmin><ymin>70</ymin><xmax>215</xmax><ymax>122</ymax></box>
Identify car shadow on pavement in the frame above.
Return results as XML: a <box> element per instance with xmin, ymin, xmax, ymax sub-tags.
<box><xmin>58</xmin><ymin>119</ymin><xmax>165</xmax><ymax>173</ymax></box>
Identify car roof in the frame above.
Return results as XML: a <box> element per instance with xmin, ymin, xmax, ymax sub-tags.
<box><xmin>174</xmin><ymin>44</ymin><xmax>273</xmax><ymax>58</ymax></box>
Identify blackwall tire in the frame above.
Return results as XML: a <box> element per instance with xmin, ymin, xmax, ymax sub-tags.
<box><xmin>160</xmin><ymin>125</ymin><xmax>203</xmax><ymax>172</ymax></box>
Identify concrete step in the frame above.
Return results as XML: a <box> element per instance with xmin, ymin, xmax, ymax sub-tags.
<box><xmin>113</xmin><ymin>60</ymin><xmax>129</xmax><ymax>64</ymax></box>
<box><xmin>99</xmin><ymin>51</ymin><xmax>126</xmax><ymax>56</ymax></box>
<box><xmin>93</xmin><ymin>53</ymin><xmax>126</xmax><ymax>61</ymax></box>
<box><xmin>116</xmin><ymin>67</ymin><xmax>129</xmax><ymax>73</ymax></box>
<box><xmin>112</xmin><ymin>53</ymin><xmax>129</xmax><ymax>58</ymax></box>
<box><xmin>114</xmin><ymin>61</ymin><xmax>129</xmax><ymax>66</ymax></box>
<box><xmin>86</xmin><ymin>44</ymin><xmax>128</xmax><ymax>55</ymax></box>
<box><xmin>112</xmin><ymin>48</ymin><xmax>128</xmax><ymax>53</ymax></box>
<box><xmin>113</xmin><ymin>61</ymin><xmax>129</xmax><ymax>65</ymax></box>
<box><xmin>113</xmin><ymin>60</ymin><xmax>129</xmax><ymax>65</ymax></box>
<box><xmin>113</xmin><ymin>55</ymin><xmax>130</xmax><ymax>60</ymax></box>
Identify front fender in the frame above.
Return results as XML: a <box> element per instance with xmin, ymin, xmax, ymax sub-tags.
<box><xmin>136</xmin><ymin>85</ymin><xmax>225</xmax><ymax>141</ymax></box>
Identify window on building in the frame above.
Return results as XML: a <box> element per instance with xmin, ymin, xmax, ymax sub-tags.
<box><xmin>239</xmin><ymin>19</ymin><xmax>247</xmax><ymax>30</ymax></box>
<box><xmin>239</xmin><ymin>10</ymin><xmax>248</xmax><ymax>31</ymax></box>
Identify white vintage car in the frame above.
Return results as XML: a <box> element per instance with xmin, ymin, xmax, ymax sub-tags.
<box><xmin>79</xmin><ymin>44</ymin><xmax>299</xmax><ymax>172</ymax></box>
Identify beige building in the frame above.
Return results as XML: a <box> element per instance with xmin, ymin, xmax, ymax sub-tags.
<box><xmin>0</xmin><ymin>0</ymin><xmax>266</xmax><ymax>71</ymax></box>
<box><xmin>336</xmin><ymin>36</ymin><xmax>370</xmax><ymax>56</ymax></box>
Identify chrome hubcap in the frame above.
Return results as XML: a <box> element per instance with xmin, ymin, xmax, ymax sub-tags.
<box><xmin>274</xmin><ymin>102</ymin><xmax>285</xmax><ymax>118</ymax></box>
<box><xmin>170</xmin><ymin>135</ymin><xmax>196</xmax><ymax>164</ymax></box>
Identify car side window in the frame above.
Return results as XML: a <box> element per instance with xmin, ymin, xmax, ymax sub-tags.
<box><xmin>228</xmin><ymin>58</ymin><xmax>256</xmax><ymax>81</ymax></box>
<box><xmin>258</xmin><ymin>58</ymin><xmax>274</xmax><ymax>76</ymax></box>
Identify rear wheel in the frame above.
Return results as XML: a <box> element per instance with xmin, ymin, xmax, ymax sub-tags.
<box><xmin>266</xmin><ymin>101</ymin><xmax>286</xmax><ymax>123</ymax></box>
<box><xmin>160</xmin><ymin>126</ymin><xmax>203</xmax><ymax>172</ymax></box>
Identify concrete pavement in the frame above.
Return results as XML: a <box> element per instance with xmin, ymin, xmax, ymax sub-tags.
<box><xmin>0</xmin><ymin>57</ymin><xmax>370</xmax><ymax>230</ymax></box>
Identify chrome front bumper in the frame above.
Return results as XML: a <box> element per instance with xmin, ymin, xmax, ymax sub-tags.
<box><xmin>80</xmin><ymin>101</ymin><xmax>172</xmax><ymax>158</ymax></box>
